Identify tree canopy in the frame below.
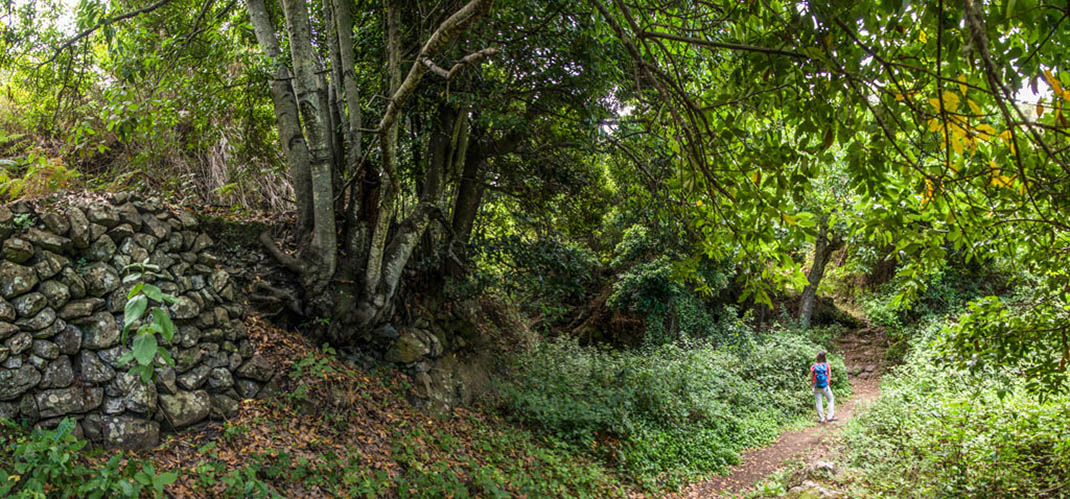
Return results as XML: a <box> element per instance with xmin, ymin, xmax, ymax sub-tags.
<box><xmin>2</xmin><ymin>0</ymin><xmax>1069</xmax><ymax>392</ymax></box>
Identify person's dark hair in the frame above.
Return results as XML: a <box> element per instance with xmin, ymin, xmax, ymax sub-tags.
<box><xmin>816</xmin><ymin>351</ymin><xmax>827</xmax><ymax>363</ymax></box>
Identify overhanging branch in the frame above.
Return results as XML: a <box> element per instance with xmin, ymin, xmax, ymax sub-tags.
<box><xmin>636</xmin><ymin>31</ymin><xmax>807</xmax><ymax>59</ymax></box>
<box><xmin>376</xmin><ymin>0</ymin><xmax>495</xmax><ymax>140</ymax></box>
<box><xmin>39</xmin><ymin>0</ymin><xmax>178</xmax><ymax>67</ymax></box>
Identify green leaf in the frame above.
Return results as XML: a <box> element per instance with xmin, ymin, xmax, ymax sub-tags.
<box><xmin>122</xmin><ymin>273</ymin><xmax>143</xmax><ymax>285</ymax></box>
<box><xmin>127</xmin><ymin>282</ymin><xmax>145</xmax><ymax>300</ymax></box>
<box><xmin>132</xmin><ymin>333</ymin><xmax>158</xmax><ymax>367</ymax></box>
<box><xmin>156</xmin><ymin>347</ymin><xmax>175</xmax><ymax>367</ymax></box>
<box><xmin>138</xmin><ymin>365</ymin><xmax>154</xmax><ymax>384</ymax></box>
<box><xmin>124</xmin><ymin>295</ymin><xmax>148</xmax><ymax>332</ymax></box>
<box><xmin>142</xmin><ymin>284</ymin><xmax>164</xmax><ymax>302</ymax></box>
<box><xmin>795</xmin><ymin>212</ymin><xmax>818</xmax><ymax>228</ymax></box>
<box><xmin>152</xmin><ymin>307</ymin><xmax>175</xmax><ymax>341</ymax></box>
<box><xmin>156</xmin><ymin>471</ymin><xmax>178</xmax><ymax>489</ymax></box>
<box><xmin>134</xmin><ymin>471</ymin><xmax>151</xmax><ymax>485</ymax></box>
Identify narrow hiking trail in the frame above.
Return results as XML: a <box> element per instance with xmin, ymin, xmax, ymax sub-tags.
<box><xmin>676</xmin><ymin>326</ymin><xmax>889</xmax><ymax>498</ymax></box>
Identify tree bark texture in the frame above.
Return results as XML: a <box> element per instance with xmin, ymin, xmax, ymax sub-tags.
<box><xmin>281</xmin><ymin>0</ymin><xmax>337</xmax><ymax>289</ymax></box>
<box><xmin>359</xmin><ymin>0</ymin><xmax>496</xmax><ymax>326</ymax></box>
<box><xmin>798</xmin><ymin>219</ymin><xmax>839</xmax><ymax>329</ymax></box>
<box><xmin>244</xmin><ymin>0</ymin><xmax>314</xmax><ymax>237</ymax></box>
<box><xmin>446</xmin><ymin>139</ymin><xmax>485</xmax><ymax>277</ymax></box>
<box><xmin>331</xmin><ymin>0</ymin><xmax>361</xmax><ymax>168</ymax></box>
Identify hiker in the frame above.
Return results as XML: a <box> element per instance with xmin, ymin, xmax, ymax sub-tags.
<box><xmin>811</xmin><ymin>351</ymin><xmax>836</xmax><ymax>423</ymax></box>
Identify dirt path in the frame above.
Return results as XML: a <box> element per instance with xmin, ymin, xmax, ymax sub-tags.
<box><xmin>675</xmin><ymin>327</ymin><xmax>887</xmax><ymax>498</ymax></box>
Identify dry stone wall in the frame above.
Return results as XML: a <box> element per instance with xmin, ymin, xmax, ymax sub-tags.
<box><xmin>0</xmin><ymin>194</ymin><xmax>274</xmax><ymax>450</ymax></box>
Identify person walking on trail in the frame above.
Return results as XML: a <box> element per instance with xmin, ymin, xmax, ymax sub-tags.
<box><xmin>811</xmin><ymin>351</ymin><xmax>836</xmax><ymax>423</ymax></box>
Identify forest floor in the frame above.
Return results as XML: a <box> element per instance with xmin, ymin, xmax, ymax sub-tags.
<box><xmin>676</xmin><ymin>326</ymin><xmax>888</xmax><ymax>498</ymax></box>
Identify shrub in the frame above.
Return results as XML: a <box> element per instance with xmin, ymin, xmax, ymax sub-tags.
<box><xmin>0</xmin><ymin>152</ymin><xmax>81</xmax><ymax>200</ymax></box>
<box><xmin>605</xmin><ymin>224</ymin><xmax>736</xmax><ymax>347</ymax></box>
<box><xmin>607</xmin><ymin>257</ymin><xmax>742</xmax><ymax>347</ymax></box>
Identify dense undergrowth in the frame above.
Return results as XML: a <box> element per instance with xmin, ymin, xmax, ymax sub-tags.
<box><xmin>828</xmin><ymin>267</ymin><xmax>1070</xmax><ymax>497</ymax></box>
<box><xmin>0</xmin><ymin>418</ymin><xmax>178</xmax><ymax>498</ymax></box>
<box><xmin>500</xmin><ymin>323</ymin><xmax>850</xmax><ymax>489</ymax></box>
<box><xmin>843</xmin><ymin>315</ymin><xmax>1070</xmax><ymax>496</ymax></box>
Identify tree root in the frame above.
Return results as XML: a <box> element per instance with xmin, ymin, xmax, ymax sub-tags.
<box><xmin>259</xmin><ymin>229</ymin><xmax>309</xmax><ymax>275</ymax></box>
<box><xmin>250</xmin><ymin>280</ymin><xmax>304</xmax><ymax>316</ymax></box>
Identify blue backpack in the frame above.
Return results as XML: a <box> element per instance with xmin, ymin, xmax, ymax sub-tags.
<box><xmin>813</xmin><ymin>363</ymin><xmax>829</xmax><ymax>388</ymax></box>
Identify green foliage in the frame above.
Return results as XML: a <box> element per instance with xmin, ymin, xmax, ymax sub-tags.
<box><xmin>476</xmin><ymin>234</ymin><xmax>598</xmax><ymax>324</ymax></box>
<box><xmin>0</xmin><ymin>418</ymin><xmax>177</xmax><ymax>498</ymax></box>
<box><xmin>608</xmin><ymin>260</ymin><xmax>742</xmax><ymax>346</ymax></box>
<box><xmin>0</xmin><ymin>153</ymin><xmax>80</xmax><ymax>200</ymax></box>
<box><xmin>285</xmin><ymin>345</ymin><xmax>339</xmax><ymax>407</ymax></box>
<box><xmin>117</xmin><ymin>262</ymin><xmax>178</xmax><ymax>383</ymax></box>
<box><xmin>180</xmin><ymin>410</ymin><xmax>620</xmax><ymax>497</ymax></box>
<box><xmin>606</xmin><ymin>223</ymin><xmax>736</xmax><ymax>346</ymax></box>
<box><xmin>385</xmin><ymin>419</ymin><xmax>622</xmax><ymax>497</ymax></box>
<box><xmin>944</xmin><ymin>280</ymin><xmax>1070</xmax><ymax>397</ymax></box>
<box><xmin>0</xmin><ymin>418</ymin><xmax>87</xmax><ymax>497</ymax></box>
<box><xmin>861</xmin><ymin>264</ymin><xmax>1002</xmax><ymax>364</ymax></box>
<box><xmin>500</xmin><ymin>330</ymin><xmax>848</xmax><ymax>485</ymax></box>
<box><xmin>845</xmin><ymin>316</ymin><xmax>1070</xmax><ymax>496</ymax></box>
<box><xmin>1</xmin><ymin>0</ymin><xmax>286</xmax><ymax>208</ymax></box>
<box><xmin>289</xmin><ymin>346</ymin><xmax>337</xmax><ymax>380</ymax></box>
<box><xmin>12</xmin><ymin>213</ymin><xmax>35</xmax><ymax>231</ymax></box>
<box><xmin>188</xmin><ymin>457</ymin><xmax>278</xmax><ymax>498</ymax></box>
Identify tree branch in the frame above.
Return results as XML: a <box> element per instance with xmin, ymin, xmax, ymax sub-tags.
<box><xmin>39</xmin><ymin>0</ymin><xmax>178</xmax><ymax>67</ymax></box>
<box><xmin>376</xmin><ymin>0</ymin><xmax>495</xmax><ymax>137</ymax></box>
<box><xmin>422</xmin><ymin>47</ymin><xmax>499</xmax><ymax>80</ymax></box>
<box><xmin>636</xmin><ymin>31</ymin><xmax>807</xmax><ymax>59</ymax></box>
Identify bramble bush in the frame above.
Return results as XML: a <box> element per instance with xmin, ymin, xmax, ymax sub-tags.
<box><xmin>499</xmin><ymin>329</ymin><xmax>848</xmax><ymax>486</ymax></box>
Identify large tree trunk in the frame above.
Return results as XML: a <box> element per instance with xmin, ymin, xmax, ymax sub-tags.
<box><xmin>422</xmin><ymin>105</ymin><xmax>455</xmax><ymax>203</ymax></box>
<box><xmin>281</xmin><ymin>0</ymin><xmax>337</xmax><ymax>292</ymax></box>
<box><xmin>360</xmin><ymin>0</ymin><xmax>403</xmax><ymax>317</ymax></box>
<box><xmin>446</xmin><ymin>139</ymin><xmax>486</xmax><ymax>277</ymax></box>
<box><xmin>331</xmin><ymin>0</ymin><xmax>361</xmax><ymax>165</ymax></box>
<box><xmin>415</xmin><ymin>105</ymin><xmax>455</xmax><ymax>263</ymax></box>
<box><xmin>355</xmin><ymin>0</ymin><xmax>496</xmax><ymax>328</ymax></box>
<box><xmin>244</xmin><ymin>0</ymin><xmax>313</xmax><ymax>237</ymax></box>
<box><xmin>798</xmin><ymin>219</ymin><xmax>840</xmax><ymax>329</ymax></box>
<box><xmin>444</xmin><ymin>127</ymin><xmax>525</xmax><ymax>277</ymax></box>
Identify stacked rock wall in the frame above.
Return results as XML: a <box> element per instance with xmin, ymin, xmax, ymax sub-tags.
<box><xmin>0</xmin><ymin>194</ymin><xmax>273</xmax><ymax>449</ymax></box>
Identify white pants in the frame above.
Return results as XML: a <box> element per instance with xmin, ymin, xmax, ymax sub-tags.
<box><xmin>814</xmin><ymin>385</ymin><xmax>835</xmax><ymax>421</ymax></box>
